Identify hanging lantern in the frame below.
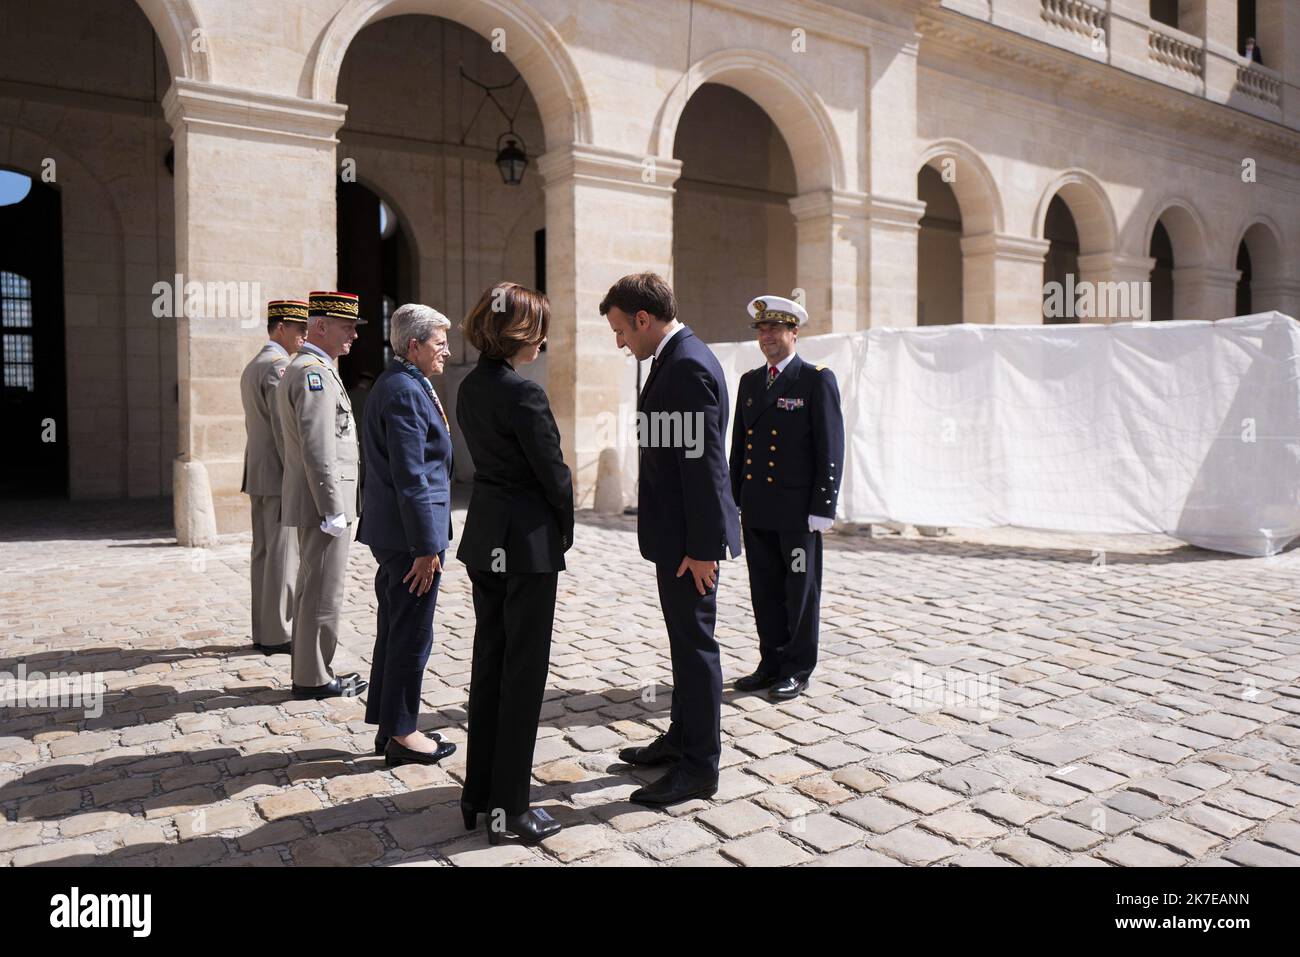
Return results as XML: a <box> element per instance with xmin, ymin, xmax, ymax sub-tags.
<box><xmin>495</xmin><ymin>132</ymin><xmax>528</xmax><ymax>186</ymax></box>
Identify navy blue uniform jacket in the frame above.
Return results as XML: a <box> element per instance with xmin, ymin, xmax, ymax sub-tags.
<box><xmin>728</xmin><ymin>353</ymin><xmax>845</xmax><ymax>531</ymax></box>
<box><xmin>357</xmin><ymin>359</ymin><xmax>454</xmax><ymax>557</ymax></box>
<box><xmin>637</xmin><ymin>326</ymin><xmax>741</xmax><ymax>564</ymax></box>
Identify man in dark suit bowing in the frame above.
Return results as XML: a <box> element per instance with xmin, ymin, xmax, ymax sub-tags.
<box><xmin>601</xmin><ymin>272</ymin><xmax>741</xmax><ymax>806</ymax></box>
<box><xmin>729</xmin><ymin>295</ymin><xmax>845</xmax><ymax>701</ymax></box>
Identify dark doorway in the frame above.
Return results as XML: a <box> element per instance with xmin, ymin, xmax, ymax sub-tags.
<box><xmin>1150</xmin><ymin>0</ymin><xmax>1179</xmax><ymax>29</ymax></box>
<box><xmin>1238</xmin><ymin>0</ymin><xmax>1257</xmax><ymax>58</ymax></box>
<box><xmin>1042</xmin><ymin>195</ymin><xmax>1081</xmax><ymax>324</ymax></box>
<box><xmin>1149</xmin><ymin>220</ymin><xmax>1174</xmax><ymax>321</ymax></box>
<box><xmin>1235</xmin><ymin>241</ymin><xmax>1252</xmax><ymax>316</ymax></box>
<box><xmin>336</xmin><ymin>180</ymin><xmax>411</xmax><ymax>390</ymax></box>
<box><xmin>0</xmin><ymin>170</ymin><xmax>67</xmax><ymax>497</ymax></box>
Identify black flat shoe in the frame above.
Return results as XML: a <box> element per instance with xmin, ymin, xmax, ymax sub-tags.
<box><xmin>734</xmin><ymin>670</ymin><xmax>780</xmax><ymax>692</ymax></box>
<box><xmin>618</xmin><ymin>733</ymin><xmax>681</xmax><ymax>767</ymax></box>
<box><xmin>486</xmin><ymin>807</ymin><xmax>561</xmax><ymax>846</ymax></box>
<box><xmin>384</xmin><ymin>736</ymin><xmax>456</xmax><ymax>767</ymax></box>
<box><xmin>292</xmin><ymin>676</ymin><xmax>368</xmax><ymax>700</ymax></box>
<box><xmin>769</xmin><ymin>676</ymin><xmax>809</xmax><ymax>700</ymax></box>
<box><xmin>253</xmin><ymin>642</ymin><xmax>292</xmax><ymax>656</ymax></box>
<box><xmin>629</xmin><ymin>768</ymin><xmax>718</xmax><ymax>806</ymax></box>
<box><xmin>375</xmin><ymin>730</ymin><xmax>444</xmax><ymax>756</ymax></box>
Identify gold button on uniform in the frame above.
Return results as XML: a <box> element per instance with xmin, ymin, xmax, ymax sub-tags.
<box><xmin>767</xmin><ymin>477</ymin><xmax>774</xmax><ymax>483</ymax></box>
<box><xmin>769</xmin><ymin>445</ymin><xmax>776</xmax><ymax>451</ymax></box>
<box><xmin>746</xmin><ymin>443</ymin><xmax>752</xmax><ymax>450</ymax></box>
<box><xmin>746</xmin><ymin>474</ymin><xmax>752</xmax><ymax>480</ymax></box>
<box><xmin>746</xmin><ymin>429</ymin><xmax>753</xmax><ymax>435</ymax></box>
<box><xmin>746</xmin><ymin>458</ymin><xmax>752</xmax><ymax>465</ymax></box>
<box><xmin>768</xmin><ymin>461</ymin><xmax>774</xmax><ymax>467</ymax></box>
<box><xmin>771</xmin><ymin>429</ymin><xmax>778</xmax><ymax>435</ymax></box>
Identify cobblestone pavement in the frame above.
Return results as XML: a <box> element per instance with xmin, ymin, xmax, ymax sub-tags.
<box><xmin>2</xmin><ymin>498</ymin><xmax>1299</xmax><ymax>867</ymax></box>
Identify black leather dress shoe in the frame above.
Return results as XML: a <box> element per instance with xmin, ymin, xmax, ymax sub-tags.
<box><xmin>769</xmin><ymin>676</ymin><xmax>809</xmax><ymax>700</ymax></box>
<box><xmin>292</xmin><ymin>676</ymin><xmax>368</xmax><ymax>700</ymax></box>
<box><xmin>629</xmin><ymin>768</ymin><xmax>718</xmax><ymax>806</ymax></box>
<box><xmin>734</xmin><ymin>670</ymin><xmax>780</xmax><ymax>692</ymax></box>
<box><xmin>618</xmin><ymin>734</ymin><xmax>682</xmax><ymax>767</ymax></box>
<box><xmin>486</xmin><ymin>807</ymin><xmax>562</xmax><ymax>846</ymax></box>
<box><xmin>253</xmin><ymin>642</ymin><xmax>292</xmax><ymax>656</ymax></box>
<box><xmin>384</xmin><ymin>736</ymin><xmax>456</xmax><ymax>767</ymax></box>
<box><xmin>374</xmin><ymin>730</ymin><xmax>444</xmax><ymax>756</ymax></box>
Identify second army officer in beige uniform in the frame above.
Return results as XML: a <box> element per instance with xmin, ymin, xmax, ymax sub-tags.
<box><xmin>240</xmin><ymin>299</ymin><xmax>308</xmax><ymax>654</ymax></box>
<box><xmin>277</xmin><ymin>291</ymin><xmax>368</xmax><ymax>699</ymax></box>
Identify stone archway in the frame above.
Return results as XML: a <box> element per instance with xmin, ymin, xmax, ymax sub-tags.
<box><xmin>1143</xmin><ymin>200</ymin><xmax>1209</xmax><ymax>320</ymax></box>
<box><xmin>651</xmin><ymin>48</ymin><xmax>843</xmax><ymax>194</ymax></box>
<box><xmin>917</xmin><ymin>140</ymin><xmax>1005</xmax><ymax>324</ymax></box>
<box><xmin>310</xmin><ymin>0</ymin><xmax>591</xmax><ymax>150</ymax></box>
<box><xmin>652</xmin><ymin>49</ymin><xmax>852</xmax><ymax>334</ymax></box>
<box><xmin>133</xmin><ymin>0</ymin><xmax>211</xmax><ymax>82</ymax></box>
<box><xmin>1232</xmin><ymin>217</ymin><xmax>1286</xmax><ymax>316</ymax></box>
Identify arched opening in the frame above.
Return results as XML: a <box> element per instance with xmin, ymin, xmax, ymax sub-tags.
<box><xmin>1234</xmin><ymin>221</ymin><xmax>1283</xmax><ymax>316</ymax></box>
<box><xmin>1146</xmin><ymin>203</ymin><xmax>1207</xmax><ymax>321</ymax></box>
<box><xmin>334</xmin><ymin>13</ymin><xmax>547</xmax><ymax>360</ymax></box>
<box><xmin>0</xmin><ymin>170</ymin><xmax>66</xmax><ymax>496</ymax></box>
<box><xmin>671</xmin><ymin>83</ymin><xmax>797</xmax><ymax>343</ymax></box>
<box><xmin>0</xmin><ymin>0</ymin><xmax>176</xmax><ymax>501</ymax></box>
<box><xmin>333</xmin><ymin>13</ymin><xmax>550</xmax><ymax>479</ymax></box>
<box><xmin>916</xmin><ymin>165</ymin><xmax>963</xmax><ymax>325</ymax></box>
<box><xmin>1149</xmin><ymin>221</ymin><xmax>1175</xmax><ymax>321</ymax></box>
<box><xmin>1042</xmin><ymin>196</ymin><xmax>1080</xmax><ymax>324</ymax></box>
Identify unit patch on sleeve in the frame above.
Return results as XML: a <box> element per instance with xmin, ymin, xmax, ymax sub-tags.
<box><xmin>306</xmin><ymin>371</ymin><xmax>324</xmax><ymax>392</ymax></box>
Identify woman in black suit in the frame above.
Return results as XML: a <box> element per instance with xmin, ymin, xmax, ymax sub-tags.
<box><xmin>457</xmin><ymin>282</ymin><xmax>574</xmax><ymax>845</ymax></box>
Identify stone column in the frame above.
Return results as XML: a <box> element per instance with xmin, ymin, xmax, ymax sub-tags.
<box><xmin>959</xmin><ymin>232</ymin><xmax>1051</xmax><ymax>325</ymax></box>
<box><xmin>789</xmin><ymin>190</ymin><xmax>868</xmax><ymax>332</ymax></box>
<box><xmin>1172</xmin><ymin>265</ymin><xmax>1241</xmax><ymax>320</ymax></box>
<box><xmin>1249</xmin><ymin>277</ymin><xmax>1300</xmax><ymax>318</ymax></box>
<box><xmin>1076</xmin><ymin>251</ymin><xmax>1157</xmax><ymax>322</ymax></box>
<box><xmin>164</xmin><ymin>78</ymin><xmax>346</xmax><ymax>543</ymax></box>
<box><xmin>538</xmin><ymin>145</ymin><xmax>680</xmax><ymax>508</ymax></box>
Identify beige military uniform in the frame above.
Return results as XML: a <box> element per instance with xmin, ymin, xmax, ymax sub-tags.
<box><xmin>240</xmin><ymin>341</ymin><xmax>297</xmax><ymax>648</ymax></box>
<box><xmin>277</xmin><ymin>346</ymin><xmax>360</xmax><ymax>687</ymax></box>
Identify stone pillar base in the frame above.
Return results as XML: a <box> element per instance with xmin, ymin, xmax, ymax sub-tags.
<box><xmin>174</xmin><ymin>457</ymin><xmax>219</xmax><ymax>547</ymax></box>
<box><xmin>594</xmin><ymin>447</ymin><xmax>624</xmax><ymax>515</ymax></box>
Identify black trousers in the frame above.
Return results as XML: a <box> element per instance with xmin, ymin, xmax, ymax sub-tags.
<box><xmin>655</xmin><ymin>561</ymin><xmax>722</xmax><ymax>781</ymax></box>
<box><xmin>463</xmin><ymin>568</ymin><xmax>557</xmax><ymax>816</ymax></box>
<box><xmin>742</xmin><ymin>525</ymin><xmax>822</xmax><ymax>682</ymax></box>
<box><xmin>366</xmin><ymin>548</ymin><xmax>441</xmax><ymax>737</ymax></box>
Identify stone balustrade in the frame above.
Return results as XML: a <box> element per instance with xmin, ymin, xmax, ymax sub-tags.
<box><xmin>1236</xmin><ymin>61</ymin><xmax>1282</xmax><ymax>106</ymax></box>
<box><xmin>1148</xmin><ymin>25</ymin><xmax>1204</xmax><ymax>78</ymax></box>
<box><xmin>1040</xmin><ymin>0</ymin><xmax>1105</xmax><ymax>45</ymax></box>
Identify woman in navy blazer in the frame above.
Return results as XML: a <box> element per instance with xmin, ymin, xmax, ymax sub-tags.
<box><xmin>457</xmin><ymin>282</ymin><xmax>573</xmax><ymax>846</ymax></box>
<box><xmin>357</xmin><ymin>303</ymin><xmax>457</xmax><ymax>768</ymax></box>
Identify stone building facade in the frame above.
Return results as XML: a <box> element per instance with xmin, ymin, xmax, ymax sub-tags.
<box><xmin>0</xmin><ymin>0</ymin><xmax>1297</xmax><ymax>540</ymax></box>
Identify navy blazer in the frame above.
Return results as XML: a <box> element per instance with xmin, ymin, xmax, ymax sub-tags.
<box><xmin>357</xmin><ymin>359</ymin><xmax>454</xmax><ymax>557</ymax></box>
<box><xmin>637</xmin><ymin>326</ymin><xmax>741</xmax><ymax>564</ymax></box>
<box><xmin>728</xmin><ymin>353</ymin><xmax>846</xmax><ymax>531</ymax></box>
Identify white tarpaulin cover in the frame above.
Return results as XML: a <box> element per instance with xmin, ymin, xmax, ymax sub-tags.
<box><xmin>689</xmin><ymin>312</ymin><xmax>1300</xmax><ymax>557</ymax></box>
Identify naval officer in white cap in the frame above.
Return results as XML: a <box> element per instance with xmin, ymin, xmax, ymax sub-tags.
<box><xmin>727</xmin><ymin>295</ymin><xmax>845</xmax><ymax>700</ymax></box>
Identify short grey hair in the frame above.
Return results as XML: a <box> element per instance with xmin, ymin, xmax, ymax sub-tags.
<box><xmin>390</xmin><ymin>303</ymin><xmax>450</xmax><ymax>357</ymax></box>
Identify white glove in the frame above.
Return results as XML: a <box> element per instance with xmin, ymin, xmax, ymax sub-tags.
<box><xmin>320</xmin><ymin>512</ymin><xmax>348</xmax><ymax>537</ymax></box>
<box><xmin>808</xmin><ymin>514</ymin><xmax>834</xmax><ymax>533</ymax></box>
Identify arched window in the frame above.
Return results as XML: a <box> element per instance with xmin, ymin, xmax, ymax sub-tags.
<box><xmin>1</xmin><ymin>270</ymin><xmax>35</xmax><ymax>391</ymax></box>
